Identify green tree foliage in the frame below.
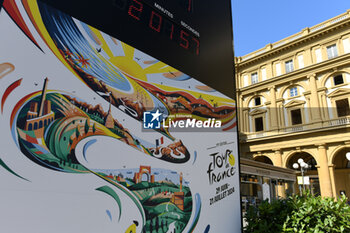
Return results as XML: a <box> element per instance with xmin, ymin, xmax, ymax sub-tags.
<box><xmin>244</xmin><ymin>197</ymin><xmax>294</xmax><ymax>232</ymax></box>
<box><xmin>244</xmin><ymin>192</ymin><xmax>350</xmax><ymax>233</ymax></box>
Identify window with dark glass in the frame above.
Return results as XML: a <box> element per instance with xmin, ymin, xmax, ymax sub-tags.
<box><xmin>254</xmin><ymin>97</ymin><xmax>261</xmax><ymax>106</ymax></box>
<box><xmin>291</xmin><ymin>109</ymin><xmax>302</xmax><ymax>125</ymax></box>
<box><xmin>333</xmin><ymin>74</ymin><xmax>344</xmax><ymax>85</ymax></box>
<box><xmin>255</xmin><ymin>117</ymin><xmax>264</xmax><ymax>132</ymax></box>
<box><xmin>336</xmin><ymin>99</ymin><xmax>350</xmax><ymax>117</ymax></box>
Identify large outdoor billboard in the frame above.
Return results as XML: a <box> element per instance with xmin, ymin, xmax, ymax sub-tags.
<box><xmin>0</xmin><ymin>0</ymin><xmax>241</xmax><ymax>232</ymax></box>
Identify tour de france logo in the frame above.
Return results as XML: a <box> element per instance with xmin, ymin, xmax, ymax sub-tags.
<box><xmin>143</xmin><ymin>110</ymin><xmax>162</xmax><ymax>129</ymax></box>
<box><xmin>207</xmin><ymin>149</ymin><xmax>236</xmax><ymax>185</ymax></box>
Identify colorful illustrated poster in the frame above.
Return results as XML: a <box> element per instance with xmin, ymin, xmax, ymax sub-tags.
<box><xmin>0</xmin><ymin>1</ymin><xmax>241</xmax><ymax>232</ymax></box>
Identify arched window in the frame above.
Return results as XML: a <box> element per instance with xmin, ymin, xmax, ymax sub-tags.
<box><xmin>333</xmin><ymin>74</ymin><xmax>344</xmax><ymax>85</ymax></box>
<box><xmin>254</xmin><ymin>97</ymin><xmax>261</xmax><ymax>106</ymax></box>
<box><xmin>290</xmin><ymin>87</ymin><xmax>298</xmax><ymax>97</ymax></box>
<box><xmin>39</xmin><ymin>121</ymin><xmax>43</xmax><ymax>128</ymax></box>
<box><xmin>44</xmin><ymin>119</ymin><xmax>47</xmax><ymax>126</ymax></box>
<box><xmin>28</xmin><ymin>123</ymin><xmax>32</xmax><ymax>131</ymax></box>
<box><xmin>34</xmin><ymin>122</ymin><xmax>38</xmax><ymax>130</ymax></box>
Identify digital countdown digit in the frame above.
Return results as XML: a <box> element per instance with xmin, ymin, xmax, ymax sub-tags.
<box><xmin>113</xmin><ymin>0</ymin><xmax>200</xmax><ymax>55</ymax></box>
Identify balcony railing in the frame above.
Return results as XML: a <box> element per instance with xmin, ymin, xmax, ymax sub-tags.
<box><xmin>328</xmin><ymin>117</ymin><xmax>350</xmax><ymax>126</ymax></box>
<box><xmin>244</xmin><ymin>116</ymin><xmax>350</xmax><ymax>140</ymax></box>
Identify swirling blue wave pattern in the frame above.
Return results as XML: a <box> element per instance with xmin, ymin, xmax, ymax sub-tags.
<box><xmin>38</xmin><ymin>2</ymin><xmax>132</xmax><ymax>92</ymax></box>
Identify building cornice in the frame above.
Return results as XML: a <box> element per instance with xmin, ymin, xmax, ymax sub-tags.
<box><xmin>235</xmin><ymin>10</ymin><xmax>350</xmax><ymax>68</ymax></box>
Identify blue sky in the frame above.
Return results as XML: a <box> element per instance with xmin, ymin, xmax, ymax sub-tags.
<box><xmin>232</xmin><ymin>0</ymin><xmax>350</xmax><ymax>57</ymax></box>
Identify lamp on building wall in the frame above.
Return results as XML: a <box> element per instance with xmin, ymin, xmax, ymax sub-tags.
<box><xmin>293</xmin><ymin>158</ymin><xmax>309</xmax><ymax>192</ymax></box>
<box><xmin>346</xmin><ymin>152</ymin><xmax>350</xmax><ymax>161</ymax></box>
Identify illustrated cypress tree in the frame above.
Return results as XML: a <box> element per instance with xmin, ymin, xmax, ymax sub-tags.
<box><xmin>149</xmin><ymin>222</ymin><xmax>153</xmax><ymax>233</ymax></box>
<box><xmin>75</xmin><ymin>126</ymin><xmax>80</xmax><ymax>138</ymax></box>
<box><xmin>155</xmin><ymin>217</ymin><xmax>159</xmax><ymax>230</ymax></box>
<box><xmin>163</xmin><ymin>221</ymin><xmax>167</xmax><ymax>232</ymax></box>
<box><xmin>84</xmin><ymin>119</ymin><xmax>89</xmax><ymax>134</ymax></box>
<box><xmin>92</xmin><ymin>123</ymin><xmax>96</xmax><ymax>133</ymax></box>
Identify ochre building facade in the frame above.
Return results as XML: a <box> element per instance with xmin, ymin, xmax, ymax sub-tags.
<box><xmin>235</xmin><ymin>10</ymin><xmax>350</xmax><ymax>198</ymax></box>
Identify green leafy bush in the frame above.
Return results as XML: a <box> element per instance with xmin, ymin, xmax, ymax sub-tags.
<box><xmin>244</xmin><ymin>198</ymin><xmax>294</xmax><ymax>232</ymax></box>
<box><xmin>244</xmin><ymin>192</ymin><xmax>350</xmax><ymax>233</ymax></box>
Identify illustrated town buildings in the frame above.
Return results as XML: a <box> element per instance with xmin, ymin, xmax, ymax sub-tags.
<box><xmin>25</xmin><ymin>78</ymin><xmax>55</xmax><ymax>132</ymax></box>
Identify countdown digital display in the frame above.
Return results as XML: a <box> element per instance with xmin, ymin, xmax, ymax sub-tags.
<box><xmin>30</xmin><ymin>0</ymin><xmax>235</xmax><ymax>98</ymax></box>
<box><xmin>112</xmin><ymin>0</ymin><xmax>200</xmax><ymax>55</ymax></box>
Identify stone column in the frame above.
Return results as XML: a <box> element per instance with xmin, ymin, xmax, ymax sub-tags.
<box><xmin>329</xmin><ymin>165</ymin><xmax>336</xmax><ymax>198</ymax></box>
<box><xmin>305</xmin><ymin>96</ymin><xmax>312</xmax><ymax>123</ymax></box>
<box><xmin>269</xmin><ymin>86</ymin><xmax>279</xmax><ymax>130</ymax></box>
<box><xmin>316</xmin><ymin>144</ymin><xmax>334</xmax><ymax>197</ymax></box>
<box><xmin>238</xmin><ymin>96</ymin><xmax>244</xmax><ymax>132</ymax></box>
<box><xmin>266</xmin><ymin>62</ymin><xmax>273</xmax><ymax>79</ymax></box>
<box><xmin>304</xmin><ymin>47</ymin><xmax>313</xmax><ymax>66</ymax></box>
<box><xmin>243</xmin><ymin>109</ymin><xmax>249</xmax><ymax>132</ymax></box>
<box><xmin>321</xmin><ymin>92</ymin><xmax>330</xmax><ymax>120</ymax></box>
<box><xmin>308</xmin><ymin>74</ymin><xmax>322</xmax><ymax>122</ymax></box>
<box><xmin>278</xmin><ymin>102</ymin><xmax>286</xmax><ymax>128</ymax></box>
<box><xmin>274</xmin><ymin>149</ymin><xmax>286</xmax><ymax>198</ymax></box>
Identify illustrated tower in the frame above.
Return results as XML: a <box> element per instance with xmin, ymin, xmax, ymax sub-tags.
<box><xmin>104</xmin><ymin>94</ymin><xmax>115</xmax><ymax>129</ymax></box>
<box><xmin>38</xmin><ymin>77</ymin><xmax>49</xmax><ymax>117</ymax></box>
<box><xmin>180</xmin><ymin>172</ymin><xmax>183</xmax><ymax>192</ymax></box>
<box><xmin>171</xmin><ymin>172</ymin><xmax>185</xmax><ymax>211</ymax></box>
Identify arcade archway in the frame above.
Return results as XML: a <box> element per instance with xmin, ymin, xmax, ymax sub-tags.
<box><xmin>253</xmin><ymin>155</ymin><xmax>273</xmax><ymax>165</ymax></box>
<box><xmin>286</xmin><ymin>152</ymin><xmax>320</xmax><ymax>196</ymax></box>
<box><xmin>332</xmin><ymin>148</ymin><xmax>350</xmax><ymax>198</ymax></box>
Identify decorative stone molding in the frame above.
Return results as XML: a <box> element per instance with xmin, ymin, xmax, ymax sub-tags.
<box><xmin>307</xmin><ymin>74</ymin><xmax>317</xmax><ymax>79</ymax></box>
<box><xmin>284</xmin><ymin>99</ymin><xmax>306</xmax><ymax>108</ymax></box>
<box><xmin>303</xmin><ymin>90</ymin><xmax>311</xmax><ymax>96</ymax></box>
<box><xmin>249</xmin><ymin>108</ymin><xmax>267</xmax><ymax>116</ymax></box>
<box><xmin>327</xmin><ymin>88</ymin><xmax>350</xmax><ymax>98</ymax></box>
<box><xmin>315</xmin><ymin>143</ymin><xmax>327</xmax><ymax>149</ymax></box>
